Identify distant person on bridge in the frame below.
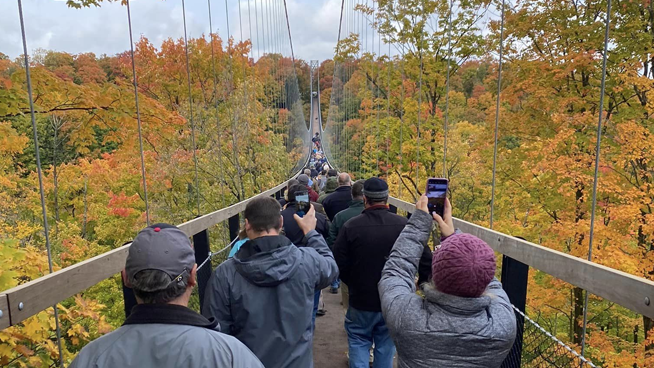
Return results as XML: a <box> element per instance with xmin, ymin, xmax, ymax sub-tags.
<box><xmin>70</xmin><ymin>224</ymin><xmax>263</xmax><ymax>368</ymax></box>
<box><xmin>278</xmin><ymin>179</ymin><xmax>299</xmax><ymax>208</ymax></box>
<box><xmin>318</xmin><ymin>175</ymin><xmax>338</xmax><ymax>203</ymax></box>
<box><xmin>298</xmin><ymin>174</ymin><xmax>319</xmax><ymax>202</ymax></box>
<box><xmin>322</xmin><ymin>173</ymin><xmax>353</xmax><ymax>221</ymax></box>
<box><xmin>203</xmin><ymin>197</ymin><xmax>338</xmax><ymax>368</ymax></box>
<box><xmin>378</xmin><ymin>196</ymin><xmax>517</xmax><ymax>368</ymax></box>
<box><xmin>312</xmin><ymin>132</ymin><xmax>321</xmax><ymax>149</ymax></box>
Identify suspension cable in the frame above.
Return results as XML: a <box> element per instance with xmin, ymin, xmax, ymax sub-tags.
<box><xmin>443</xmin><ymin>0</ymin><xmax>453</xmax><ymax>179</ymax></box>
<box><xmin>181</xmin><ymin>0</ymin><xmax>202</xmax><ymax>216</ymax></box>
<box><xmin>416</xmin><ymin>1</ymin><xmax>425</xmax><ymax>197</ymax></box>
<box><xmin>126</xmin><ymin>0</ymin><xmax>150</xmax><ymax>226</ymax></box>
<box><xmin>489</xmin><ymin>0</ymin><xmax>505</xmax><ymax>229</ymax></box>
<box><xmin>16</xmin><ymin>0</ymin><xmax>64</xmax><ymax>366</ymax></box>
<box><xmin>581</xmin><ymin>0</ymin><xmax>612</xmax><ymax>357</ymax></box>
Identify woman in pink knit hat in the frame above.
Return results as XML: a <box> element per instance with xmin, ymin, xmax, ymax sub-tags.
<box><xmin>378</xmin><ymin>195</ymin><xmax>517</xmax><ymax>368</ymax></box>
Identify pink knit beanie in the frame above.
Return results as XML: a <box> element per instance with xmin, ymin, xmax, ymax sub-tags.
<box><xmin>431</xmin><ymin>233</ymin><xmax>496</xmax><ymax>298</ymax></box>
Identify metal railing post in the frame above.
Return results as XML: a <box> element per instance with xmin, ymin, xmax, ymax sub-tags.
<box><xmin>229</xmin><ymin>214</ymin><xmax>240</xmax><ymax>242</ymax></box>
<box><xmin>500</xmin><ymin>253</ymin><xmax>529</xmax><ymax>368</ymax></box>
<box><xmin>193</xmin><ymin>229</ymin><xmax>211</xmax><ymax>311</ymax></box>
<box><xmin>389</xmin><ymin>204</ymin><xmax>397</xmax><ymax>214</ymax></box>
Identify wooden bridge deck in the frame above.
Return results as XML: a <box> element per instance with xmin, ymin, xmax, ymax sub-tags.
<box><xmin>313</xmin><ymin>287</ymin><xmax>349</xmax><ymax>367</ymax></box>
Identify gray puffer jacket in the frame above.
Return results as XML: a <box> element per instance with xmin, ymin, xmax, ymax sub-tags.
<box><xmin>378</xmin><ymin>209</ymin><xmax>517</xmax><ymax>368</ymax></box>
<box><xmin>203</xmin><ymin>230</ymin><xmax>338</xmax><ymax>368</ymax></box>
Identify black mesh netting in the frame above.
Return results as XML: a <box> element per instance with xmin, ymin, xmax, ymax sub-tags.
<box><xmin>501</xmin><ymin>307</ymin><xmax>597</xmax><ymax>368</ymax></box>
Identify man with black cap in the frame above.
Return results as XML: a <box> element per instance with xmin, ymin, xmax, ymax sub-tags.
<box><xmin>70</xmin><ymin>224</ymin><xmax>263</xmax><ymax>368</ymax></box>
<box><xmin>333</xmin><ymin>178</ymin><xmax>432</xmax><ymax>368</ymax></box>
<box><xmin>298</xmin><ymin>173</ymin><xmax>319</xmax><ymax>202</ymax></box>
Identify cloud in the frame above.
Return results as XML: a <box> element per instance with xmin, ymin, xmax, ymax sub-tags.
<box><xmin>0</xmin><ymin>0</ymin><xmax>340</xmax><ymax>62</ymax></box>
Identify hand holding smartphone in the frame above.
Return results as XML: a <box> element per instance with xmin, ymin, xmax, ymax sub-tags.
<box><xmin>426</xmin><ymin>178</ymin><xmax>448</xmax><ymax>217</ymax></box>
<box><xmin>295</xmin><ymin>191</ymin><xmax>310</xmax><ymax>218</ymax></box>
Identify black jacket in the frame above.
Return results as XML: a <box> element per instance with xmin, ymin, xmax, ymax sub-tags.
<box><xmin>322</xmin><ymin>186</ymin><xmax>352</xmax><ymax>221</ymax></box>
<box><xmin>281</xmin><ymin>202</ymin><xmax>330</xmax><ymax>245</ymax></box>
<box><xmin>333</xmin><ymin>206</ymin><xmax>432</xmax><ymax>312</ymax></box>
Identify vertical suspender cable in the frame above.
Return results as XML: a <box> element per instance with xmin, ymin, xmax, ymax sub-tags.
<box><xmin>207</xmin><ymin>0</ymin><xmax>227</xmax><ymax>206</ymax></box>
<box><xmin>416</xmin><ymin>2</ymin><xmax>424</xmax><ymax>195</ymax></box>
<box><xmin>181</xmin><ymin>0</ymin><xmax>202</xmax><ymax>215</ymax></box>
<box><xmin>372</xmin><ymin>0</ymin><xmax>381</xmax><ymax>174</ymax></box>
<box><xmin>282</xmin><ymin>0</ymin><xmax>296</xmax><ymax>64</ymax></box>
<box><xmin>442</xmin><ymin>0</ymin><xmax>453</xmax><ymax>179</ymax></box>
<box><xmin>581</xmin><ymin>0</ymin><xmax>612</xmax><ymax>357</ymax></box>
<box><xmin>16</xmin><ymin>1</ymin><xmax>64</xmax><ymax>366</ymax></box>
<box><xmin>207</xmin><ymin>0</ymin><xmax>229</xmax><ymax>243</ymax></box>
<box><xmin>126</xmin><ymin>0</ymin><xmax>150</xmax><ymax>226</ymax></box>
<box><xmin>255</xmin><ymin>0</ymin><xmax>261</xmax><ymax>59</ymax></box>
<box><xmin>489</xmin><ymin>0</ymin><xmax>505</xmax><ymax>229</ymax></box>
<box><xmin>386</xmin><ymin>41</ymin><xmax>391</xmax><ymax>171</ymax></box>
<box><xmin>225</xmin><ymin>0</ymin><xmax>246</xmax><ymax>199</ymax></box>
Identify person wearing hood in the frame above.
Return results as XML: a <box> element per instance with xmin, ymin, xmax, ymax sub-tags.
<box><xmin>378</xmin><ymin>195</ymin><xmax>517</xmax><ymax>368</ymax></box>
<box><xmin>318</xmin><ymin>176</ymin><xmax>338</xmax><ymax>203</ymax></box>
<box><xmin>298</xmin><ymin>173</ymin><xmax>319</xmax><ymax>202</ymax></box>
<box><xmin>203</xmin><ymin>197</ymin><xmax>339</xmax><ymax>368</ymax></box>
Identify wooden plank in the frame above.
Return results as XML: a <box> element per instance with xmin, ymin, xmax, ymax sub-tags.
<box><xmin>5</xmin><ymin>244</ymin><xmax>130</xmax><ymax>326</ymax></box>
<box><xmin>387</xmin><ymin>197</ymin><xmax>654</xmax><ymax>319</ymax></box>
<box><xmin>0</xmin><ymin>294</ymin><xmax>9</xmax><ymax>330</ymax></box>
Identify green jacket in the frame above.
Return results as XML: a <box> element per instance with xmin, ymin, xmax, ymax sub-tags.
<box><xmin>326</xmin><ymin>200</ymin><xmax>364</xmax><ymax>247</ymax></box>
<box><xmin>317</xmin><ymin>177</ymin><xmax>338</xmax><ymax>204</ymax></box>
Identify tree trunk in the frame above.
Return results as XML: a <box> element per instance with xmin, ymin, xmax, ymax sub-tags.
<box><xmin>573</xmin><ymin>286</ymin><xmax>584</xmax><ymax>345</ymax></box>
<box><xmin>645</xmin><ymin>316</ymin><xmax>654</xmax><ymax>352</ymax></box>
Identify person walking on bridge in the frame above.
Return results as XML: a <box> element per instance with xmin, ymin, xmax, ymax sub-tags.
<box><xmin>298</xmin><ymin>173</ymin><xmax>319</xmax><ymax>202</ymax></box>
<box><xmin>70</xmin><ymin>224</ymin><xmax>263</xmax><ymax>368</ymax></box>
<box><xmin>378</xmin><ymin>196</ymin><xmax>517</xmax><ymax>368</ymax></box>
<box><xmin>333</xmin><ymin>178</ymin><xmax>432</xmax><ymax>368</ymax></box>
<box><xmin>327</xmin><ymin>179</ymin><xmax>365</xmax><ymax>301</ymax></box>
<box><xmin>203</xmin><ymin>197</ymin><xmax>338</xmax><ymax>368</ymax></box>
<box><xmin>322</xmin><ymin>173</ymin><xmax>353</xmax><ymax>221</ymax></box>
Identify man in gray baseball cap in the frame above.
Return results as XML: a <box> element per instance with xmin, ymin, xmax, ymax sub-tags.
<box><xmin>70</xmin><ymin>223</ymin><xmax>264</xmax><ymax>368</ymax></box>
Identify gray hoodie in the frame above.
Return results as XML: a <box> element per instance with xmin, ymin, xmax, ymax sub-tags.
<box><xmin>203</xmin><ymin>230</ymin><xmax>338</xmax><ymax>368</ymax></box>
<box><xmin>378</xmin><ymin>209</ymin><xmax>517</xmax><ymax>368</ymax></box>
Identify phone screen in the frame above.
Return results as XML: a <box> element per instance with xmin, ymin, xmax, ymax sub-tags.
<box><xmin>426</xmin><ymin>178</ymin><xmax>448</xmax><ymax>217</ymax></box>
<box><xmin>296</xmin><ymin>192</ymin><xmax>310</xmax><ymax>217</ymax></box>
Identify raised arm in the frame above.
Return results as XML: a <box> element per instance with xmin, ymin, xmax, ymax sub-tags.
<box><xmin>379</xmin><ymin>196</ymin><xmax>454</xmax><ymax>325</ymax></box>
<box><xmin>295</xmin><ymin>205</ymin><xmax>339</xmax><ymax>289</ymax></box>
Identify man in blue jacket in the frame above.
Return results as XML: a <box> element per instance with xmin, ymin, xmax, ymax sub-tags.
<box><xmin>203</xmin><ymin>197</ymin><xmax>338</xmax><ymax>368</ymax></box>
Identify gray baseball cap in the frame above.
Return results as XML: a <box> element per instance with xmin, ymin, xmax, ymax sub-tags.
<box><xmin>126</xmin><ymin>224</ymin><xmax>195</xmax><ymax>284</ymax></box>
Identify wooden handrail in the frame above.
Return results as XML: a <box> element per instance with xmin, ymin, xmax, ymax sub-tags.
<box><xmin>0</xmin><ymin>179</ymin><xmax>294</xmax><ymax>328</ymax></box>
<box><xmin>387</xmin><ymin>197</ymin><xmax>654</xmax><ymax>319</ymax></box>
<box><xmin>2</xmin><ymin>191</ymin><xmax>653</xmax><ymax>330</ymax></box>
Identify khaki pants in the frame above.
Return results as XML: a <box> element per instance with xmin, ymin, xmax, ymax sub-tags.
<box><xmin>341</xmin><ymin>283</ymin><xmax>349</xmax><ymax>310</ymax></box>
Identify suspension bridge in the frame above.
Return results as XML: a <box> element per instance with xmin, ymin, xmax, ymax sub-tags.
<box><xmin>1</xmin><ymin>0</ymin><xmax>653</xmax><ymax>367</ymax></box>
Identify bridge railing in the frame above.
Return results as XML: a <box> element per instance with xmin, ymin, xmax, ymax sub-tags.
<box><xmin>2</xmin><ymin>191</ymin><xmax>654</xmax><ymax>366</ymax></box>
<box><xmin>0</xmin><ymin>179</ymin><xmax>293</xmax><ymax>330</ymax></box>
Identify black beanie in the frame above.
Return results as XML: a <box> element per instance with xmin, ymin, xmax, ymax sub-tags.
<box><xmin>363</xmin><ymin>178</ymin><xmax>389</xmax><ymax>201</ymax></box>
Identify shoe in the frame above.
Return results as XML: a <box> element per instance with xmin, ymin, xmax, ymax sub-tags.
<box><xmin>316</xmin><ymin>309</ymin><xmax>326</xmax><ymax>316</ymax></box>
<box><xmin>330</xmin><ymin>287</ymin><xmax>339</xmax><ymax>294</ymax></box>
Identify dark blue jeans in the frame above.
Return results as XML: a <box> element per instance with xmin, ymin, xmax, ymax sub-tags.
<box><xmin>311</xmin><ymin>290</ymin><xmax>320</xmax><ymax>331</ymax></box>
<box><xmin>344</xmin><ymin>306</ymin><xmax>395</xmax><ymax>368</ymax></box>
<box><xmin>331</xmin><ymin>278</ymin><xmax>340</xmax><ymax>289</ymax></box>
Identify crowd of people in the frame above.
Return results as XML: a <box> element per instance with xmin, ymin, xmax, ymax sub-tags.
<box><xmin>70</xmin><ymin>133</ymin><xmax>518</xmax><ymax>368</ymax></box>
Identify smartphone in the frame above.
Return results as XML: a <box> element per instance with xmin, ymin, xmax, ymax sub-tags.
<box><xmin>295</xmin><ymin>191</ymin><xmax>310</xmax><ymax>217</ymax></box>
<box><xmin>426</xmin><ymin>178</ymin><xmax>448</xmax><ymax>217</ymax></box>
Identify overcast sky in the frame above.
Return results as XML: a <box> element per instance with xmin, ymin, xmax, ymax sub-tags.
<box><xmin>0</xmin><ymin>0</ymin><xmax>343</xmax><ymax>63</ymax></box>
